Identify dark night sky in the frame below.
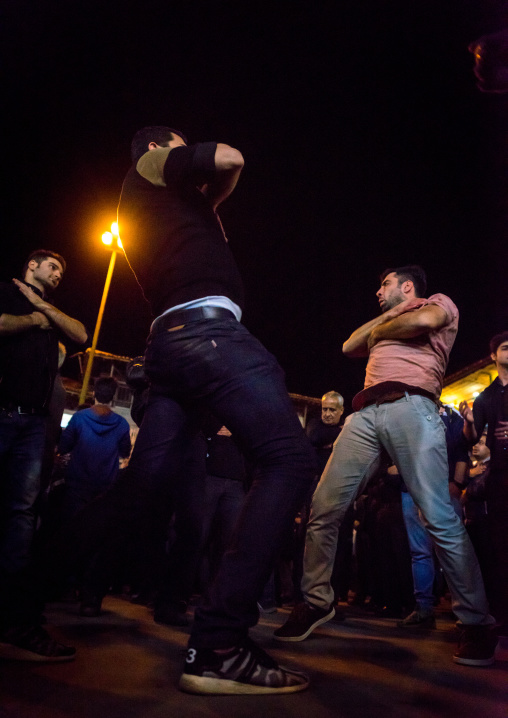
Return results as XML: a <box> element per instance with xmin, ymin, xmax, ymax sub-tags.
<box><xmin>2</xmin><ymin>0</ymin><xmax>508</xmax><ymax>407</ymax></box>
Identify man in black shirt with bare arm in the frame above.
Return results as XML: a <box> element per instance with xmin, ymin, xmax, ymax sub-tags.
<box><xmin>0</xmin><ymin>250</ymin><xmax>87</xmax><ymax>661</ymax></box>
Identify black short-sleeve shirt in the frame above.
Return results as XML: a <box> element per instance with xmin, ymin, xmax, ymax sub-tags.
<box><xmin>118</xmin><ymin>142</ymin><xmax>245</xmax><ymax>317</ymax></box>
<box><xmin>0</xmin><ymin>282</ymin><xmax>60</xmax><ymax>410</ymax></box>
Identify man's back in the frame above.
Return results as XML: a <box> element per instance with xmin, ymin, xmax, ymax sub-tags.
<box><xmin>59</xmin><ymin>406</ymin><xmax>131</xmax><ymax>487</ymax></box>
<box><xmin>118</xmin><ymin>144</ymin><xmax>244</xmax><ymax>317</ymax></box>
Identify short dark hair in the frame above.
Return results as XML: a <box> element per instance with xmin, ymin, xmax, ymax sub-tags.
<box><xmin>380</xmin><ymin>265</ymin><xmax>427</xmax><ymax>298</ymax></box>
<box><xmin>22</xmin><ymin>249</ymin><xmax>66</xmax><ymax>279</ymax></box>
<box><xmin>130</xmin><ymin>125</ymin><xmax>188</xmax><ymax>162</ymax></box>
<box><xmin>489</xmin><ymin>331</ymin><xmax>508</xmax><ymax>355</ymax></box>
<box><xmin>94</xmin><ymin>376</ymin><xmax>118</xmax><ymax>404</ymax></box>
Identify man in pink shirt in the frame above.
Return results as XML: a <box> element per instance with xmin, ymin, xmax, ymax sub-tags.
<box><xmin>274</xmin><ymin>265</ymin><xmax>497</xmax><ymax>666</ymax></box>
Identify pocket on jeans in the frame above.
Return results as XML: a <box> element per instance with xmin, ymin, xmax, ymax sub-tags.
<box><xmin>146</xmin><ymin>332</ymin><xmax>225</xmax><ymax>391</ymax></box>
<box><xmin>410</xmin><ymin>395</ymin><xmax>442</xmax><ymax>428</ymax></box>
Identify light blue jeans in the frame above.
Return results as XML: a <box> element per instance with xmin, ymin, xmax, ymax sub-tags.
<box><xmin>302</xmin><ymin>394</ymin><xmax>494</xmax><ymax>626</ymax></box>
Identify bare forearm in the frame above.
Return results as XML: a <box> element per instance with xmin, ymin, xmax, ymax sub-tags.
<box><xmin>462</xmin><ymin>419</ymin><xmax>477</xmax><ymax>444</ymax></box>
<box><xmin>40</xmin><ymin>304</ymin><xmax>87</xmax><ymax>344</ymax></box>
<box><xmin>205</xmin><ymin>144</ymin><xmax>244</xmax><ymax>210</ymax></box>
<box><xmin>343</xmin><ymin>315</ymin><xmax>387</xmax><ymax>357</ymax></box>
<box><xmin>370</xmin><ymin>304</ymin><xmax>447</xmax><ymax>346</ymax></box>
<box><xmin>343</xmin><ymin>298</ymin><xmax>429</xmax><ymax>357</ymax></box>
<box><xmin>372</xmin><ymin>313</ymin><xmax>431</xmax><ymax>341</ymax></box>
<box><xmin>0</xmin><ymin>313</ymin><xmax>41</xmax><ymax>335</ymax></box>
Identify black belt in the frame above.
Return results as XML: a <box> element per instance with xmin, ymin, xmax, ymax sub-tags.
<box><xmin>152</xmin><ymin>306</ymin><xmax>236</xmax><ymax>332</ymax></box>
<box><xmin>0</xmin><ymin>403</ymin><xmax>45</xmax><ymax>416</ymax></box>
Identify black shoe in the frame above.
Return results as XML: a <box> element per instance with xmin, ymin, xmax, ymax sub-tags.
<box><xmin>273</xmin><ymin>602</ymin><xmax>335</xmax><ymax>642</ymax></box>
<box><xmin>397</xmin><ymin>609</ymin><xmax>436</xmax><ymax>629</ymax></box>
<box><xmin>179</xmin><ymin>637</ymin><xmax>309</xmax><ymax>694</ymax></box>
<box><xmin>453</xmin><ymin>625</ymin><xmax>498</xmax><ymax>667</ymax></box>
<box><xmin>153</xmin><ymin>602</ymin><xmax>189</xmax><ymax>627</ymax></box>
<box><xmin>0</xmin><ymin>625</ymin><xmax>76</xmax><ymax>662</ymax></box>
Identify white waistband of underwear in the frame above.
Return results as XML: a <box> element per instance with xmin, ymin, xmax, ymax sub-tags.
<box><xmin>151</xmin><ymin>296</ymin><xmax>242</xmax><ymax>331</ymax></box>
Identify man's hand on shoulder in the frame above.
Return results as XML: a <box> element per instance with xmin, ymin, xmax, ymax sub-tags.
<box><xmin>12</xmin><ymin>277</ymin><xmax>87</xmax><ymax>344</ymax></box>
<box><xmin>383</xmin><ymin>297</ymin><xmax>428</xmax><ymax>322</ymax></box>
<box><xmin>368</xmin><ymin>301</ymin><xmax>447</xmax><ymax>350</ymax></box>
<box><xmin>343</xmin><ymin>298</ymin><xmax>428</xmax><ymax>357</ymax></box>
<box><xmin>368</xmin><ymin>299</ymin><xmax>427</xmax><ymax>350</ymax></box>
<box><xmin>12</xmin><ymin>278</ymin><xmax>47</xmax><ymax>310</ymax></box>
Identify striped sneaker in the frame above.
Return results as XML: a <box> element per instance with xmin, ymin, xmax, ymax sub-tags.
<box><xmin>179</xmin><ymin>637</ymin><xmax>309</xmax><ymax>695</ymax></box>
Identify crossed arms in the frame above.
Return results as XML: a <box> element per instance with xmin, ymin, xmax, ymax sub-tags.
<box><xmin>342</xmin><ymin>299</ymin><xmax>448</xmax><ymax>358</ymax></box>
<box><xmin>0</xmin><ymin>280</ymin><xmax>87</xmax><ymax>344</ymax></box>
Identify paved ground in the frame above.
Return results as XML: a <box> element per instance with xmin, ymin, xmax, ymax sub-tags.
<box><xmin>0</xmin><ymin>596</ymin><xmax>506</xmax><ymax>718</ymax></box>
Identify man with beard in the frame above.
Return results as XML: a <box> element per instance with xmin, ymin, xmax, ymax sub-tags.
<box><xmin>0</xmin><ymin>250</ymin><xmax>87</xmax><ymax>661</ymax></box>
<box><xmin>274</xmin><ymin>265</ymin><xmax>497</xmax><ymax>667</ymax></box>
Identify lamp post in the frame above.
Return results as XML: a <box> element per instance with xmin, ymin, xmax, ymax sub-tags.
<box><xmin>78</xmin><ymin>223</ymin><xmax>123</xmax><ymax>405</ymax></box>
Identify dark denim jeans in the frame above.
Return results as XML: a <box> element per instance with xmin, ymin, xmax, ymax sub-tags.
<box><xmin>0</xmin><ymin>410</ymin><xmax>46</xmax><ymax>573</ymax></box>
<box><xmin>41</xmin><ymin>318</ymin><xmax>315</xmax><ymax>647</ymax></box>
<box><xmin>0</xmin><ymin>409</ymin><xmax>46</xmax><ymax>628</ymax></box>
<box><xmin>143</xmin><ymin>317</ymin><xmax>316</xmax><ymax>647</ymax></box>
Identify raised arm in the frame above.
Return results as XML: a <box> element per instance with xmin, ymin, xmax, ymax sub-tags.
<box><xmin>203</xmin><ymin>144</ymin><xmax>244</xmax><ymax>210</ymax></box>
<box><xmin>11</xmin><ymin>279</ymin><xmax>88</xmax><ymax>345</ymax></box>
<box><xmin>343</xmin><ymin>298</ymin><xmax>427</xmax><ymax>357</ymax></box>
<box><xmin>458</xmin><ymin>401</ymin><xmax>478</xmax><ymax>444</ymax></box>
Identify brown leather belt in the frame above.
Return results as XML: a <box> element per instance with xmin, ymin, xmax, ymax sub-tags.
<box><xmin>362</xmin><ymin>388</ymin><xmax>436</xmax><ymax>410</ymax></box>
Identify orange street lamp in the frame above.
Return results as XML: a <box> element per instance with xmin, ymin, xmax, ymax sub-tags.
<box><xmin>79</xmin><ymin>223</ymin><xmax>123</xmax><ymax>404</ymax></box>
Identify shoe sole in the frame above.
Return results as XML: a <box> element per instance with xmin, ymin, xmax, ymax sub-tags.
<box><xmin>453</xmin><ymin>639</ymin><xmax>498</xmax><ymax>667</ymax></box>
<box><xmin>452</xmin><ymin>655</ymin><xmax>496</xmax><ymax>667</ymax></box>
<box><xmin>179</xmin><ymin>673</ymin><xmax>309</xmax><ymax>695</ymax></box>
<box><xmin>453</xmin><ymin>644</ymin><xmax>498</xmax><ymax>667</ymax></box>
<box><xmin>274</xmin><ymin>608</ymin><xmax>336</xmax><ymax>642</ymax></box>
<box><xmin>0</xmin><ymin>642</ymin><xmax>75</xmax><ymax>662</ymax></box>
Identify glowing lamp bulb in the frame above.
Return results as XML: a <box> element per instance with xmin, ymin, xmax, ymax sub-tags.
<box><xmin>111</xmin><ymin>222</ymin><xmax>119</xmax><ymax>237</ymax></box>
<box><xmin>102</xmin><ymin>232</ymin><xmax>113</xmax><ymax>246</ymax></box>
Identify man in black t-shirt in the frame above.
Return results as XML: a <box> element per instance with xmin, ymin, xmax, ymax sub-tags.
<box><xmin>0</xmin><ymin>249</ymin><xmax>87</xmax><ymax>662</ymax></box>
<box><xmin>47</xmin><ymin>127</ymin><xmax>315</xmax><ymax>695</ymax></box>
<box><xmin>122</xmin><ymin>127</ymin><xmax>315</xmax><ymax>694</ymax></box>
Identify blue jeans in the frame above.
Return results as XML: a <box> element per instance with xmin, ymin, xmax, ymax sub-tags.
<box><xmin>0</xmin><ymin>409</ymin><xmax>46</xmax><ymax>629</ymax></box>
<box><xmin>0</xmin><ymin>410</ymin><xmax>46</xmax><ymax>573</ymax></box>
<box><xmin>43</xmin><ymin>318</ymin><xmax>315</xmax><ymax>647</ymax></box>
<box><xmin>302</xmin><ymin>394</ymin><xmax>494</xmax><ymax>626</ymax></box>
<box><xmin>143</xmin><ymin>318</ymin><xmax>315</xmax><ymax>647</ymax></box>
<box><xmin>200</xmin><ymin>475</ymin><xmax>246</xmax><ymax>583</ymax></box>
